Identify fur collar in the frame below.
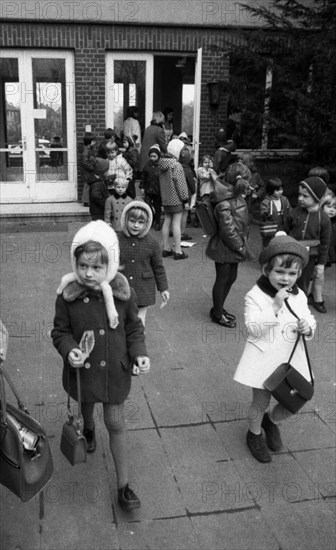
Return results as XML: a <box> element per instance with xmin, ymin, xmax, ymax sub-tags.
<box><xmin>256</xmin><ymin>274</ymin><xmax>299</xmax><ymax>297</ymax></box>
<box><xmin>62</xmin><ymin>271</ymin><xmax>131</xmax><ymax>303</ymax></box>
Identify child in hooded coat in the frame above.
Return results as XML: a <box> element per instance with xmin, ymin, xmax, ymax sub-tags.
<box><xmin>52</xmin><ymin>220</ymin><xmax>149</xmax><ymax>512</ymax></box>
<box><xmin>118</xmin><ymin>201</ymin><xmax>169</xmax><ymax>325</ymax></box>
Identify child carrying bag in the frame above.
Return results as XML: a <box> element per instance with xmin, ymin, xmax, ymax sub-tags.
<box><xmin>0</xmin><ymin>364</ymin><xmax>53</xmax><ymax>502</ymax></box>
<box><xmin>60</xmin><ymin>368</ymin><xmax>87</xmax><ymax>465</ymax></box>
<box><xmin>263</xmin><ymin>300</ymin><xmax>314</xmax><ymax>413</ymax></box>
<box><xmin>259</xmin><ymin>200</ymin><xmax>278</xmax><ymax>237</ymax></box>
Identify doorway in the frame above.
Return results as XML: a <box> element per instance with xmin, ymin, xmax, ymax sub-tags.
<box><xmin>106</xmin><ymin>51</ymin><xmax>201</xmax><ymax>167</ymax></box>
<box><xmin>0</xmin><ymin>50</ymin><xmax>77</xmax><ymax>203</ymax></box>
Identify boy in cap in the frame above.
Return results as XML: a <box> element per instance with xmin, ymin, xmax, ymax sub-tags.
<box><xmin>234</xmin><ymin>232</ymin><xmax>316</xmax><ymax>463</ymax></box>
<box><xmin>283</xmin><ymin>176</ymin><xmax>331</xmax><ymax>295</ymax></box>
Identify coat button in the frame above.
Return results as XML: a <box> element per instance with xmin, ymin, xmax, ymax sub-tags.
<box><xmin>84</xmin><ymin>362</ymin><xmax>91</xmax><ymax>369</ymax></box>
<box><xmin>132</xmin><ymin>243</ymin><xmax>135</xmax><ymax>246</ymax></box>
<box><xmin>132</xmin><ymin>259</ymin><xmax>135</xmax><ymax>263</ymax></box>
<box><xmin>83</xmin><ymin>297</ymin><xmax>89</xmax><ymax>303</ymax></box>
<box><xmin>130</xmin><ymin>276</ymin><xmax>133</xmax><ymax>280</ymax></box>
<box><xmin>99</xmin><ymin>329</ymin><xmax>105</xmax><ymax>335</ymax></box>
<box><xmin>100</xmin><ymin>360</ymin><xmax>106</xmax><ymax>367</ymax></box>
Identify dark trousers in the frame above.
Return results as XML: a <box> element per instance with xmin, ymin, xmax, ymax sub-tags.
<box><xmin>212</xmin><ymin>262</ymin><xmax>238</xmax><ymax>317</ymax></box>
<box><xmin>145</xmin><ymin>193</ymin><xmax>162</xmax><ymax>225</ymax></box>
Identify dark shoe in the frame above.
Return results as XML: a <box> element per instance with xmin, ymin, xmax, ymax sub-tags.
<box><xmin>210</xmin><ymin>308</ymin><xmax>236</xmax><ymax>328</ymax></box>
<box><xmin>312</xmin><ymin>301</ymin><xmax>327</xmax><ymax>313</ymax></box>
<box><xmin>181</xmin><ymin>233</ymin><xmax>192</xmax><ymax>240</ymax></box>
<box><xmin>174</xmin><ymin>251</ymin><xmax>188</xmax><ymax>260</ymax></box>
<box><xmin>223</xmin><ymin>308</ymin><xmax>236</xmax><ymax>322</ymax></box>
<box><xmin>261</xmin><ymin>413</ymin><xmax>283</xmax><ymax>451</ymax></box>
<box><xmin>118</xmin><ymin>484</ymin><xmax>141</xmax><ymax>511</ymax></box>
<box><xmin>246</xmin><ymin>430</ymin><xmax>272</xmax><ymax>463</ymax></box>
<box><xmin>83</xmin><ymin>427</ymin><xmax>96</xmax><ymax>453</ymax></box>
<box><xmin>162</xmin><ymin>249</ymin><xmax>174</xmax><ymax>258</ymax></box>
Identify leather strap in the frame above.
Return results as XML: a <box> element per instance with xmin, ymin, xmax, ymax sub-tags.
<box><xmin>284</xmin><ymin>299</ymin><xmax>314</xmax><ymax>386</ymax></box>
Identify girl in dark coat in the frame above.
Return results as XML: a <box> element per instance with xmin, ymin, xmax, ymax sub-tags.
<box><xmin>88</xmin><ymin>157</ymin><xmax>110</xmax><ymax>221</ymax></box>
<box><xmin>206</xmin><ymin>164</ymin><xmax>250</xmax><ymax>327</ymax></box>
<box><xmin>119</xmin><ymin>201</ymin><xmax>169</xmax><ymax>325</ymax></box>
<box><xmin>52</xmin><ymin>220</ymin><xmax>149</xmax><ymax>512</ymax></box>
<box><xmin>139</xmin><ymin>112</ymin><xmax>167</xmax><ymax>171</ymax></box>
<box><xmin>122</xmin><ymin>135</ymin><xmax>140</xmax><ymax>199</ymax></box>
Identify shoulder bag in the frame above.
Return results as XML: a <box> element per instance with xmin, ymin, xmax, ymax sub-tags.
<box><xmin>263</xmin><ymin>300</ymin><xmax>314</xmax><ymax>413</ymax></box>
<box><xmin>300</xmin><ymin>211</ymin><xmax>320</xmax><ymax>256</ymax></box>
<box><xmin>0</xmin><ymin>364</ymin><xmax>53</xmax><ymax>502</ymax></box>
<box><xmin>259</xmin><ymin>200</ymin><xmax>278</xmax><ymax>237</ymax></box>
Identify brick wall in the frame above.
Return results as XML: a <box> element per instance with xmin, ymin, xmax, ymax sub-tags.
<box><xmin>0</xmin><ymin>21</ymin><xmax>241</xmax><ymax>198</ymax></box>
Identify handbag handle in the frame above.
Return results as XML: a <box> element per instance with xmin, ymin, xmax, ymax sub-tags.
<box><xmin>0</xmin><ymin>364</ymin><xmax>29</xmax><ymax>426</ymax></box>
<box><xmin>66</xmin><ymin>366</ymin><xmax>82</xmax><ymax>417</ymax></box>
<box><xmin>284</xmin><ymin>299</ymin><xmax>314</xmax><ymax>386</ymax></box>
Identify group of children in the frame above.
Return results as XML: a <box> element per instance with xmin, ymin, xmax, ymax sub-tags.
<box><xmin>50</xmin><ymin>130</ymin><xmax>335</xmax><ymax>512</ymax></box>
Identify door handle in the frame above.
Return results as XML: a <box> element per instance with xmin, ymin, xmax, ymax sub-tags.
<box><xmin>22</xmin><ymin>138</ymin><xmax>27</xmax><ymax>152</ymax></box>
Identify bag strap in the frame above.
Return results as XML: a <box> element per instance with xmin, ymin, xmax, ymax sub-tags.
<box><xmin>284</xmin><ymin>299</ymin><xmax>314</xmax><ymax>386</ymax></box>
<box><xmin>0</xmin><ymin>364</ymin><xmax>29</xmax><ymax>415</ymax></box>
<box><xmin>66</xmin><ymin>366</ymin><xmax>82</xmax><ymax>417</ymax></box>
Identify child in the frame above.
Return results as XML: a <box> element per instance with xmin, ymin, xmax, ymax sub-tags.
<box><xmin>283</xmin><ymin>176</ymin><xmax>331</xmax><ymax>296</ymax></box>
<box><xmin>88</xmin><ymin>157</ymin><xmax>110</xmax><ymax>221</ymax></box>
<box><xmin>105</xmin><ymin>142</ymin><xmax>133</xmax><ymax>194</ymax></box>
<box><xmin>239</xmin><ymin>152</ymin><xmax>265</xmax><ymax>219</ymax></box>
<box><xmin>259</xmin><ymin>177</ymin><xmax>292</xmax><ymax>247</ymax></box>
<box><xmin>309</xmin><ymin>192</ymin><xmax>336</xmax><ymax>313</ymax></box>
<box><xmin>213</xmin><ymin>128</ymin><xmax>237</xmax><ymax>176</ymax></box>
<box><xmin>234</xmin><ymin>233</ymin><xmax>316</xmax><ymax>463</ymax></box>
<box><xmin>119</xmin><ymin>201</ymin><xmax>170</xmax><ymax>325</ymax></box>
<box><xmin>80</xmin><ymin>132</ymin><xmax>97</xmax><ymax>206</ymax></box>
<box><xmin>179</xmin><ymin>147</ymin><xmax>196</xmax><ymax>240</ymax></box>
<box><xmin>104</xmin><ymin>180</ymin><xmax>133</xmax><ymax>232</ymax></box>
<box><xmin>206</xmin><ymin>164</ymin><xmax>250</xmax><ymax>327</ymax></box>
<box><xmin>52</xmin><ymin>220</ymin><xmax>150</xmax><ymax>511</ymax></box>
<box><xmin>196</xmin><ymin>155</ymin><xmax>217</xmax><ymax>202</ymax></box>
<box><xmin>122</xmin><ymin>135</ymin><xmax>140</xmax><ymax>199</ymax></box>
<box><xmin>140</xmin><ymin>144</ymin><xmax>162</xmax><ymax>231</ymax></box>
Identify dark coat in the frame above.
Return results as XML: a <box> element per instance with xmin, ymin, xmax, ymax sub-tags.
<box><xmin>140</xmin><ymin>123</ymin><xmax>167</xmax><ymax>171</ymax></box>
<box><xmin>118</xmin><ymin>233</ymin><xmax>168</xmax><ymax>307</ymax></box>
<box><xmin>140</xmin><ymin>160</ymin><xmax>160</xmax><ymax>195</ymax></box>
<box><xmin>52</xmin><ymin>274</ymin><xmax>147</xmax><ymax>404</ymax></box>
<box><xmin>88</xmin><ymin>178</ymin><xmax>109</xmax><ymax>220</ymax></box>
<box><xmin>206</xmin><ymin>183</ymin><xmax>250</xmax><ymax>264</ymax></box>
<box><xmin>283</xmin><ymin>206</ymin><xmax>331</xmax><ymax>265</ymax></box>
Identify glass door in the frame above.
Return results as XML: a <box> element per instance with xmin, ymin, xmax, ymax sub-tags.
<box><xmin>106</xmin><ymin>53</ymin><xmax>153</xmax><ymax>140</ymax></box>
<box><xmin>0</xmin><ymin>50</ymin><xmax>76</xmax><ymax>203</ymax></box>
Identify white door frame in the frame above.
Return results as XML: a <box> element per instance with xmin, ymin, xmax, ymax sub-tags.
<box><xmin>192</xmin><ymin>47</ymin><xmax>202</xmax><ymax>170</ymax></box>
<box><xmin>0</xmin><ymin>49</ymin><xmax>77</xmax><ymax>203</ymax></box>
<box><xmin>106</xmin><ymin>52</ymin><xmax>154</xmax><ymax>131</ymax></box>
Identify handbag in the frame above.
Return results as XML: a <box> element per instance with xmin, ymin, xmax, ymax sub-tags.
<box><xmin>260</xmin><ymin>201</ymin><xmax>278</xmax><ymax>237</ymax></box>
<box><xmin>196</xmin><ymin>199</ymin><xmax>218</xmax><ymax>236</ymax></box>
<box><xmin>301</xmin><ymin>211</ymin><xmax>321</xmax><ymax>256</ymax></box>
<box><xmin>263</xmin><ymin>300</ymin><xmax>314</xmax><ymax>413</ymax></box>
<box><xmin>60</xmin><ymin>368</ymin><xmax>87</xmax><ymax>465</ymax></box>
<box><xmin>0</xmin><ymin>364</ymin><xmax>53</xmax><ymax>502</ymax></box>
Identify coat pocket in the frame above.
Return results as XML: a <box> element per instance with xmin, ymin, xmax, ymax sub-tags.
<box><xmin>142</xmin><ymin>271</ymin><xmax>154</xmax><ymax>279</ymax></box>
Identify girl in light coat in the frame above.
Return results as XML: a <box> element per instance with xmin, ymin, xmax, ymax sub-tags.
<box><xmin>234</xmin><ymin>233</ymin><xmax>316</xmax><ymax>463</ymax></box>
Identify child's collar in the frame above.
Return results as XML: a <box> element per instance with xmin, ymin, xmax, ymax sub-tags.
<box><xmin>257</xmin><ymin>274</ymin><xmax>299</xmax><ymax>297</ymax></box>
<box><xmin>62</xmin><ymin>272</ymin><xmax>131</xmax><ymax>303</ymax></box>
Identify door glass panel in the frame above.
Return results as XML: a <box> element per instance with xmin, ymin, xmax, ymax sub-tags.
<box><xmin>113</xmin><ymin>60</ymin><xmax>146</xmax><ymax>136</ymax></box>
<box><xmin>0</xmin><ymin>58</ymin><xmax>23</xmax><ymax>182</ymax></box>
<box><xmin>32</xmin><ymin>58</ymin><xmax>68</xmax><ymax>181</ymax></box>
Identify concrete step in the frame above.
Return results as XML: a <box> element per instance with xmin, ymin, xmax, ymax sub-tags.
<box><xmin>0</xmin><ymin>202</ymin><xmax>91</xmax><ymax>224</ymax></box>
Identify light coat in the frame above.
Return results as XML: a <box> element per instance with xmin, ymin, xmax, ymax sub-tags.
<box><xmin>234</xmin><ymin>284</ymin><xmax>316</xmax><ymax>389</ymax></box>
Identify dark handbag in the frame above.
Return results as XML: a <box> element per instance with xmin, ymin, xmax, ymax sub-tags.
<box><xmin>300</xmin><ymin>211</ymin><xmax>321</xmax><ymax>256</ymax></box>
<box><xmin>263</xmin><ymin>300</ymin><xmax>314</xmax><ymax>413</ymax></box>
<box><xmin>0</xmin><ymin>364</ymin><xmax>53</xmax><ymax>502</ymax></box>
<box><xmin>196</xmin><ymin>199</ymin><xmax>218</xmax><ymax>236</ymax></box>
<box><xmin>60</xmin><ymin>368</ymin><xmax>87</xmax><ymax>465</ymax></box>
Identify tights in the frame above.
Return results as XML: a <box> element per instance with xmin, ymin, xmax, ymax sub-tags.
<box><xmin>212</xmin><ymin>262</ymin><xmax>238</xmax><ymax>318</ymax></box>
<box><xmin>82</xmin><ymin>402</ymin><xmax>128</xmax><ymax>489</ymax></box>
<box><xmin>248</xmin><ymin>388</ymin><xmax>292</xmax><ymax>434</ymax></box>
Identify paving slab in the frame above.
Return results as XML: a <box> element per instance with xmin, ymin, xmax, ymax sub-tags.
<box><xmin>117</xmin><ymin>517</ymin><xmax>201</xmax><ymax>550</ymax></box>
<box><xmin>260</xmin><ymin>499</ymin><xmax>335</xmax><ymax>550</ymax></box>
<box><xmin>283</xmin><ymin>411</ymin><xmax>335</xmax><ymax>451</ymax></box>
<box><xmin>190</xmin><ymin>508</ymin><xmax>279</xmax><ymax>550</ymax></box>
<box><xmin>292</xmin><ymin>448</ymin><xmax>336</xmax><ymax>499</ymax></box>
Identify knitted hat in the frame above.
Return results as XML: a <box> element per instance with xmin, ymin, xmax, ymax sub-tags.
<box><xmin>148</xmin><ymin>143</ymin><xmax>161</xmax><ymax>158</ymax></box>
<box><xmin>179</xmin><ymin>147</ymin><xmax>191</xmax><ymax>164</ymax></box>
<box><xmin>57</xmin><ymin>220</ymin><xmax>121</xmax><ymax>328</ymax></box>
<box><xmin>167</xmin><ymin>138</ymin><xmax>185</xmax><ymax>160</ymax></box>
<box><xmin>299</xmin><ymin>176</ymin><xmax>327</xmax><ymax>203</ymax></box>
<box><xmin>259</xmin><ymin>232</ymin><xmax>309</xmax><ymax>267</ymax></box>
<box><xmin>120</xmin><ymin>200</ymin><xmax>153</xmax><ymax>238</ymax></box>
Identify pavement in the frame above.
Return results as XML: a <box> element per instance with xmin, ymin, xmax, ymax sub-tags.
<box><xmin>0</xmin><ymin>214</ymin><xmax>335</xmax><ymax>550</ymax></box>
